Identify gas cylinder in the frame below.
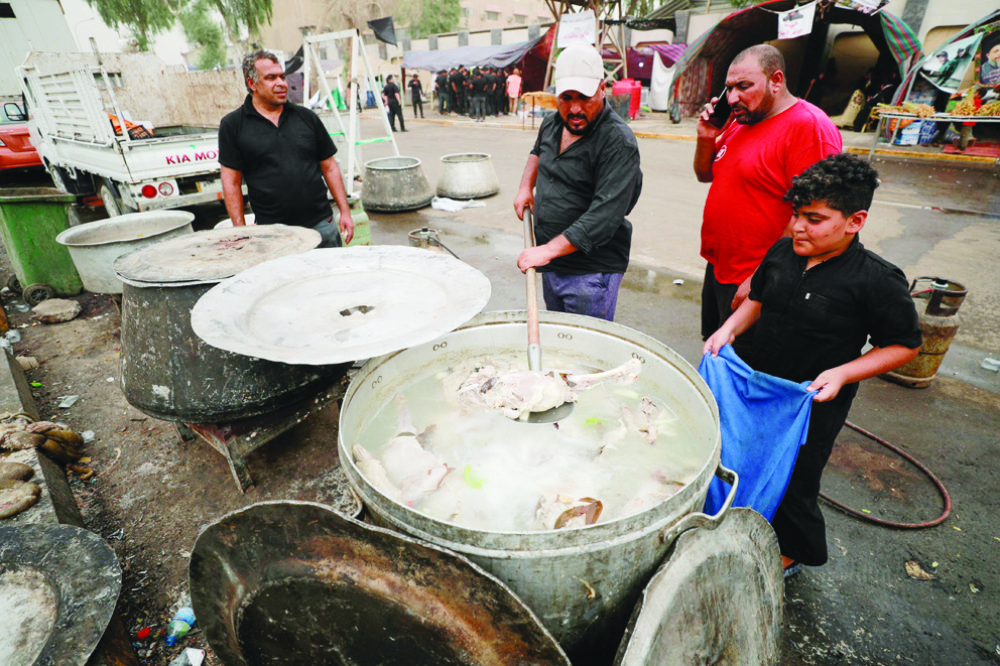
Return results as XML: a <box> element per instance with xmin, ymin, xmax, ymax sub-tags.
<box><xmin>882</xmin><ymin>277</ymin><xmax>967</xmax><ymax>388</ymax></box>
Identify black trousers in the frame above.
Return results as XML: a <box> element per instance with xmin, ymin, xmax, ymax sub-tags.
<box><xmin>470</xmin><ymin>94</ymin><xmax>486</xmax><ymax>119</ymax></box>
<box><xmin>438</xmin><ymin>92</ymin><xmax>447</xmax><ymax>114</ymax></box>
<box><xmin>770</xmin><ymin>384</ymin><xmax>857</xmax><ymax>565</ymax></box>
<box><xmin>412</xmin><ymin>95</ymin><xmax>424</xmax><ymax>118</ymax></box>
<box><xmin>387</xmin><ymin>103</ymin><xmax>405</xmax><ymax>131</ymax></box>
<box><xmin>701</xmin><ymin>263</ymin><xmax>755</xmax><ymax>361</ymax></box>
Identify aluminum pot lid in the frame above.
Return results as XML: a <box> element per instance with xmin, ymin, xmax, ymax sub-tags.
<box><xmin>190</xmin><ymin>245</ymin><xmax>492</xmax><ymax>365</ymax></box>
<box><xmin>0</xmin><ymin>524</ymin><xmax>122</xmax><ymax>666</ymax></box>
<box><xmin>113</xmin><ymin>224</ymin><xmax>320</xmax><ymax>285</ymax></box>
<box><xmin>614</xmin><ymin>508</ymin><xmax>783</xmax><ymax>666</ymax></box>
<box><xmin>190</xmin><ymin>501</ymin><xmax>570</xmax><ymax>666</ymax></box>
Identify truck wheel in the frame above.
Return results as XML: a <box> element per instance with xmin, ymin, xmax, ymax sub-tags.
<box><xmin>46</xmin><ymin>163</ymin><xmax>95</xmax><ymax>196</ymax></box>
<box><xmin>49</xmin><ymin>165</ymin><xmax>69</xmax><ymax>193</ymax></box>
<box><xmin>99</xmin><ymin>180</ymin><xmax>126</xmax><ymax>217</ymax></box>
<box><xmin>22</xmin><ymin>284</ymin><xmax>55</xmax><ymax>306</ymax></box>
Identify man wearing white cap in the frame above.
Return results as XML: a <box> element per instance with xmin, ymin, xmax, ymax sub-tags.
<box><xmin>514</xmin><ymin>43</ymin><xmax>642</xmax><ymax>321</ymax></box>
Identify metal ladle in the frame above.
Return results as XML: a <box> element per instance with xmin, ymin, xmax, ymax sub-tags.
<box><xmin>523</xmin><ymin>208</ymin><xmax>574</xmax><ymax>423</ymax></box>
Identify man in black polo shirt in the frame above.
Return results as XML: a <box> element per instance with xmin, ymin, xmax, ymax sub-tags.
<box><xmin>434</xmin><ymin>69</ymin><xmax>449</xmax><ymax>114</ymax></box>
<box><xmin>454</xmin><ymin>66</ymin><xmax>468</xmax><ymax>115</ymax></box>
<box><xmin>219</xmin><ymin>50</ymin><xmax>353</xmax><ymax>247</ymax></box>
<box><xmin>514</xmin><ymin>44</ymin><xmax>642</xmax><ymax>321</ymax></box>
<box><xmin>447</xmin><ymin>68</ymin><xmax>459</xmax><ymax>114</ymax></box>
<box><xmin>468</xmin><ymin>69</ymin><xmax>487</xmax><ymax>121</ymax></box>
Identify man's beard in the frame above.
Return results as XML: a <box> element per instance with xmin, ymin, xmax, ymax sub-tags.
<box><xmin>739</xmin><ymin>87</ymin><xmax>775</xmax><ymax>125</ymax></box>
<box><xmin>565</xmin><ymin>114</ymin><xmax>592</xmax><ymax>136</ymax></box>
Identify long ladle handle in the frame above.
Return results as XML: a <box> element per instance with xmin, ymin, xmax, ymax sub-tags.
<box><xmin>524</xmin><ymin>208</ymin><xmax>542</xmax><ymax>372</ymax></box>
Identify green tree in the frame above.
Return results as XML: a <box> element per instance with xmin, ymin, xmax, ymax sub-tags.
<box><xmin>82</xmin><ymin>0</ymin><xmax>175</xmax><ymax>51</ymax></box>
<box><xmin>179</xmin><ymin>0</ymin><xmax>227</xmax><ymax>68</ymax></box>
<box><xmin>208</xmin><ymin>0</ymin><xmax>273</xmax><ymax>51</ymax></box>
<box><xmin>83</xmin><ymin>0</ymin><xmax>272</xmax><ymax>54</ymax></box>
<box><xmin>410</xmin><ymin>0</ymin><xmax>460</xmax><ymax>38</ymax></box>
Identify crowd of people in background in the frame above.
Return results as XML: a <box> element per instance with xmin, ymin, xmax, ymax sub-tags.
<box><xmin>432</xmin><ymin>65</ymin><xmax>522</xmax><ymax>121</ymax></box>
<box><xmin>379</xmin><ymin>65</ymin><xmax>522</xmax><ymax>130</ymax></box>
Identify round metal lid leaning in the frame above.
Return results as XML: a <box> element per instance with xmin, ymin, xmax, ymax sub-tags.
<box><xmin>190</xmin><ymin>245</ymin><xmax>492</xmax><ymax>366</ymax></box>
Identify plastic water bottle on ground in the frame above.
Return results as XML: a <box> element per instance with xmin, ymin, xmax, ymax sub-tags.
<box><xmin>164</xmin><ymin>606</ymin><xmax>196</xmax><ymax>647</ymax></box>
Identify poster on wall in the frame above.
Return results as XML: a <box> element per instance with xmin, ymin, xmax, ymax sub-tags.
<box><xmin>978</xmin><ymin>24</ymin><xmax>1000</xmax><ymax>86</ymax></box>
<box><xmin>919</xmin><ymin>32</ymin><xmax>982</xmax><ymax>93</ymax></box>
<box><xmin>777</xmin><ymin>2</ymin><xmax>816</xmax><ymax>40</ymax></box>
<box><xmin>558</xmin><ymin>10</ymin><xmax>597</xmax><ymax>49</ymax></box>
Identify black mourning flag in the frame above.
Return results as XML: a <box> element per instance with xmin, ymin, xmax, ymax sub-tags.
<box><xmin>284</xmin><ymin>46</ymin><xmax>304</xmax><ymax>75</ymax></box>
<box><xmin>367</xmin><ymin>17</ymin><xmax>397</xmax><ymax>46</ymax></box>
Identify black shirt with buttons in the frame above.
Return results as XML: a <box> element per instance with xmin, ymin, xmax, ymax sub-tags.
<box><xmin>748</xmin><ymin>235</ymin><xmax>923</xmax><ymax>385</ymax></box>
<box><xmin>218</xmin><ymin>95</ymin><xmax>336</xmax><ymax>227</ymax></box>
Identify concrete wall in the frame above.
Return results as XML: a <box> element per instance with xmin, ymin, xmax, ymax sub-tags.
<box><xmin>25</xmin><ymin>52</ymin><xmax>243</xmax><ymax>128</ymax></box>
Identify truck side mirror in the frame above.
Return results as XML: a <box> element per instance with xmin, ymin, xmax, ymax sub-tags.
<box><xmin>3</xmin><ymin>102</ymin><xmax>26</xmax><ymax>122</ymax></box>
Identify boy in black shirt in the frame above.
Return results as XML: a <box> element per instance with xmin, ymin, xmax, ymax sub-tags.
<box><xmin>704</xmin><ymin>153</ymin><xmax>922</xmax><ymax>574</ymax></box>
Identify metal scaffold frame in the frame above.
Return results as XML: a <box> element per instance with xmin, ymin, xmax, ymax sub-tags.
<box><xmin>541</xmin><ymin>0</ymin><xmax>641</xmax><ymax>87</ymax></box>
<box><xmin>302</xmin><ymin>29</ymin><xmax>399</xmax><ymax>200</ymax></box>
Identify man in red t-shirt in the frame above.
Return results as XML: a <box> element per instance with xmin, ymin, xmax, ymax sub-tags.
<box><xmin>694</xmin><ymin>44</ymin><xmax>841</xmax><ymax>358</ymax></box>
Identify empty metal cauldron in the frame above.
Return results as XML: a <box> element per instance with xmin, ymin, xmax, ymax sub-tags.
<box><xmin>361</xmin><ymin>156</ymin><xmax>434</xmax><ymax>212</ymax></box>
<box><xmin>436</xmin><ymin>153</ymin><xmax>500</xmax><ymax>199</ymax></box>
<box><xmin>0</xmin><ymin>524</ymin><xmax>122</xmax><ymax>666</ymax></box>
<box><xmin>55</xmin><ymin>211</ymin><xmax>194</xmax><ymax>294</ymax></box>
<box><xmin>190</xmin><ymin>501</ymin><xmax>570</xmax><ymax>666</ymax></box>
<box><xmin>339</xmin><ymin>310</ymin><xmax>725</xmax><ymax>665</ymax></box>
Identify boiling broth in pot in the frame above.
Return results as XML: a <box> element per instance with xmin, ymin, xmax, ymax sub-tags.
<box><xmin>353</xmin><ymin>353</ymin><xmax>703</xmax><ymax>532</ymax></box>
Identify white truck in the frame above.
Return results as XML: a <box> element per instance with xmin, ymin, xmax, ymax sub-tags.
<box><xmin>18</xmin><ymin>59</ymin><xmax>226</xmax><ymax>216</ymax></box>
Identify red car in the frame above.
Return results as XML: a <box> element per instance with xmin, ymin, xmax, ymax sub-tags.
<box><xmin>0</xmin><ymin>99</ymin><xmax>43</xmax><ymax>172</ymax></box>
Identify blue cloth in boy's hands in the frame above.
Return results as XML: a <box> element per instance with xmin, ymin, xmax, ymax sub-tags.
<box><xmin>698</xmin><ymin>345</ymin><xmax>816</xmax><ymax>521</ymax></box>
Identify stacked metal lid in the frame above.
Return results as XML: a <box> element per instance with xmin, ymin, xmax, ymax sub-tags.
<box><xmin>113</xmin><ymin>224</ymin><xmax>321</xmax><ymax>288</ymax></box>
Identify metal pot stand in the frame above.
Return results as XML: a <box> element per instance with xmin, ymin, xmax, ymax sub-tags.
<box><xmin>190</xmin><ymin>501</ymin><xmax>571</xmax><ymax>666</ymax></box>
<box><xmin>0</xmin><ymin>524</ymin><xmax>122</xmax><ymax>666</ymax></box>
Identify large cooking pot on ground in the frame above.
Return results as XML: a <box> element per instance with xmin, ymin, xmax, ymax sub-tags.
<box><xmin>115</xmin><ymin>226</ymin><xmax>349</xmax><ymax>424</ymax></box>
<box><xmin>339</xmin><ymin>310</ymin><xmax>725</xmax><ymax>664</ymax></box>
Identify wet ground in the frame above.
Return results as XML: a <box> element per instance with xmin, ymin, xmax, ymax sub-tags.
<box><xmin>2</xmin><ymin>119</ymin><xmax>999</xmax><ymax>665</ymax></box>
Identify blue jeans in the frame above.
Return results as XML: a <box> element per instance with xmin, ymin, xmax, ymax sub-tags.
<box><xmin>312</xmin><ymin>215</ymin><xmax>343</xmax><ymax>248</ymax></box>
<box><xmin>541</xmin><ymin>272</ymin><xmax>624</xmax><ymax>321</ymax></box>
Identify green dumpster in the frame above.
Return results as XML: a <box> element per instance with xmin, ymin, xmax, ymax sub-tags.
<box><xmin>0</xmin><ymin>188</ymin><xmax>82</xmax><ymax>302</ymax></box>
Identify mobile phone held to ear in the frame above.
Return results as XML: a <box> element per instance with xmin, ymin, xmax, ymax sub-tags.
<box><xmin>707</xmin><ymin>87</ymin><xmax>731</xmax><ymax>129</ymax></box>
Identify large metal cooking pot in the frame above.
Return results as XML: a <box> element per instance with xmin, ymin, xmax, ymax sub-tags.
<box><xmin>361</xmin><ymin>156</ymin><xmax>434</xmax><ymax>212</ymax></box>
<box><xmin>190</xmin><ymin>501</ymin><xmax>571</xmax><ymax>666</ymax></box>
<box><xmin>119</xmin><ymin>279</ymin><xmax>349</xmax><ymax>423</ymax></box>
<box><xmin>115</xmin><ymin>226</ymin><xmax>349</xmax><ymax>423</ymax></box>
<box><xmin>0</xmin><ymin>524</ymin><xmax>122</xmax><ymax>666</ymax></box>
<box><xmin>55</xmin><ymin>210</ymin><xmax>194</xmax><ymax>294</ymax></box>
<box><xmin>339</xmin><ymin>310</ymin><xmax>726</xmax><ymax>664</ymax></box>
<box><xmin>436</xmin><ymin>153</ymin><xmax>500</xmax><ymax>199</ymax></box>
